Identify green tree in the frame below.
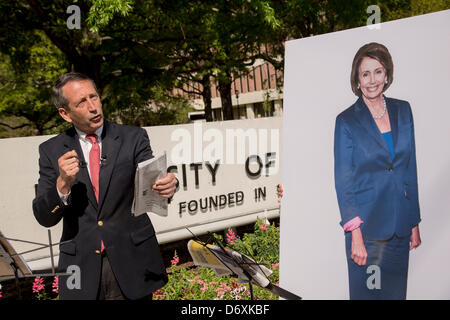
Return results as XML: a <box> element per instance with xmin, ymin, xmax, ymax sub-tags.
<box><xmin>0</xmin><ymin>30</ymin><xmax>68</xmax><ymax>137</ymax></box>
<box><xmin>0</xmin><ymin>0</ymin><xmax>192</xmax><ymax>136</ymax></box>
<box><xmin>1</xmin><ymin>0</ymin><xmax>448</xmax><ymax>137</ymax></box>
<box><xmin>380</xmin><ymin>0</ymin><xmax>450</xmax><ymax>20</ymax></box>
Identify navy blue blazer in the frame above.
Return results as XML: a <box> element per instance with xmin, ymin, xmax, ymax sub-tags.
<box><xmin>334</xmin><ymin>96</ymin><xmax>421</xmax><ymax>240</ymax></box>
<box><xmin>33</xmin><ymin>121</ymin><xmax>168</xmax><ymax>299</ymax></box>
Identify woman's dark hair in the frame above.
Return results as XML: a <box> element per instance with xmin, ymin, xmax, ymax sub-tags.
<box><xmin>52</xmin><ymin>72</ymin><xmax>98</xmax><ymax>110</ymax></box>
<box><xmin>350</xmin><ymin>42</ymin><xmax>394</xmax><ymax>97</ymax></box>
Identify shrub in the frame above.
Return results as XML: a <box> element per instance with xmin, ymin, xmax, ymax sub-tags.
<box><xmin>21</xmin><ymin>219</ymin><xmax>279</xmax><ymax>300</ymax></box>
<box><xmin>156</xmin><ymin>218</ymin><xmax>280</xmax><ymax>300</ymax></box>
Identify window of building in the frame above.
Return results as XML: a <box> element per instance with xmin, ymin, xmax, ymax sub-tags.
<box><xmin>233</xmin><ymin>104</ymin><xmax>248</xmax><ymax>119</ymax></box>
<box><xmin>253</xmin><ymin>101</ymin><xmax>274</xmax><ymax>118</ymax></box>
<box><xmin>213</xmin><ymin>108</ymin><xmax>223</xmax><ymax>121</ymax></box>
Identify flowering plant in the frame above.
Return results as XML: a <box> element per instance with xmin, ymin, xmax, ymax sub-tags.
<box><xmin>52</xmin><ymin>276</ymin><xmax>59</xmax><ymax>295</ymax></box>
<box><xmin>29</xmin><ymin>276</ymin><xmax>59</xmax><ymax>300</ymax></box>
<box><xmin>154</xmin><ymin>219</ymin><xmax>280</xmax><ymax>300</ymax></box>
<box><xmin>222</xmin><ymin>218</ymin><xmax>280</xmax><ymax>265</ymax></box>
<box><xmin>18</xmin><ymin>219</ymin><xmax>280</xmax><ymax>300</ymax></box>
<box><xmin>171</xmin><ymin>250</ymin><xmax>180</xmax><ymax>265</ymax></box>
<box><xmin>154</xmin><ymin>264</ymin><xmax>275</xmax><ymax>300</ymax></box>
<box><xmin>225</xmin><ymin>228</ymin><xmax>240</xmax><ymax>245</ymax></box>
<box><xmin>32</xmin><ymin>276</ymin><xmax>48</xmax><ymax>300</ymax></box>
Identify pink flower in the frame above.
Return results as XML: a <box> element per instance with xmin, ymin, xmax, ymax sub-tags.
<box><xmin>226</xmin><ymin>228</ymin><xmax>235</xmax><ymax>245</ymax></box>
<box><xmin>272</xmin><ymin>262</ymin><xmax>280</xmax><ymax>269</ymax></box>
<box><xmin>216</xmin><ymin>283</ymin><xmax>232</xmax><ymax>298</ymax></box>
<box><xmin>171</xmin><ymin>251</ymin><xmax>179</xmax><ymax>265</ymax></box>
<box><xmin>259</xmin><ymin>224</ymin><xmax>268</xmax><ymax>231</ymax></box>
<box><xmin>52</xmin><ymin>276</ymin><xmax>59</xmax><ymax>293</ymax></box>
<box><xmin>32</xmin><ymin>277</ymin><xmax>45</xmax><ymax>293</ymax></box>
<box><xmin>152</xmin><ymin>289</ymin><xmax>168</xmax><ymax>300</ymax></box>
<box><xmin>216</xmin><ymin>289</ymin><xmax>225</xmax><ymax>298</ymax></box>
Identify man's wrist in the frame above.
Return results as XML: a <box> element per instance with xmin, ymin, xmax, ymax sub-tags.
<box><xmin>56</xmin><ymin>176</ymin><xmax>71</xmax><ymax>195</ymax></box>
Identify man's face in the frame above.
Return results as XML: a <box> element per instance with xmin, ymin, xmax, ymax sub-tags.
<box><xmin>58</xmin><ymin>80</ymin><xmax>104</xmax><ymax>134</ymax></box>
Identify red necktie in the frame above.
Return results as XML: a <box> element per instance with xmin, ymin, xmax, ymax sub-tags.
<box><xmin>86</xmin><ymin>134</ymin><xmax>100</xmax><ymax>201</ymax></box>
<box><xmin>86</xmin><ymin>134</ymin><xmax>105</xmax><ymax>252</ymax></box>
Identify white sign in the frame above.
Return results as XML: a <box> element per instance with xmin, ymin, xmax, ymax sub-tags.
<box><xmin>280</xmin><ymin>10</ymin><xmax>450</xmax><ymax>299</ymax></box>
<box><xmin>0</xmin><ymin>117</ymin><xmax>281</xmax><ymax>272</ymax></box>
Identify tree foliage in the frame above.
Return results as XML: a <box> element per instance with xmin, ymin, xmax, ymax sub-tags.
<box><xmin>0</xmin><ymin>0</ymin><xmax>448</xmax><ymax>137</ymax></box>
<box><xmin>0</xmin><ymin>29</ymin><xmax>69</xmax><ymax>137</ymax></box>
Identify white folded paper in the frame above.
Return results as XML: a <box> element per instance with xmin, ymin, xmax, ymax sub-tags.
<box><xmin>131</xmin><ymin>152</ymin><xmax>168</xmax><ymax>217</ymax></box>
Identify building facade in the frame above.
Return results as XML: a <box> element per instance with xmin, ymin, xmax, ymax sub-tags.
<box><xmin>172</xmin><ymin>59</ymin><xmax>284</xmax><ymax>121</ymax></box>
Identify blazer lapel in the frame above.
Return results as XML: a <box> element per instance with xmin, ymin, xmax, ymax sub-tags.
<box><xmin>353</xmin><ymin>97</ymin><xmax>390</xmax><ymax>155</ymax></box>
<box><xmin>386</xmin><ymin>97</ymin><xmax>399</xmax><ymax>160</ymax></box>
<box><xmin>62</xmin><ymin>127</ymin><xmax>98</xmax><ymax>210</ymax></box>
<box><xmin>98</xmin><ymin>121</ymin><xmax>122</xmax><ymax>214</ymax></box>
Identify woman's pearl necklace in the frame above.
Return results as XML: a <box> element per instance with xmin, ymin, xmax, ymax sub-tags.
<box><xmin>372</xmin><ymin>97</ymin><xmax>387</xmax><ymax>120</ymax></box>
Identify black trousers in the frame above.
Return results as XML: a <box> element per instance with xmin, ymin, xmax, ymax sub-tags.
<box><xmin>97</xmin><ymin>252</ymin><xmax>152</xmax><ymax>300</ymax></box>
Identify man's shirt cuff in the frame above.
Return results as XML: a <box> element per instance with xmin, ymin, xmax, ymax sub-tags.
<box><xmin>57</xmin><ymin>188</ymin><xmax>70</xmax><ymax>206</ymax></box>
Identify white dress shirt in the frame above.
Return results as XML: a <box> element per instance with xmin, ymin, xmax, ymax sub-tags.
<box><xmin>58</xmin><ymin>125</ymin><xmax>104</xmax><ymax>204</ymax></box>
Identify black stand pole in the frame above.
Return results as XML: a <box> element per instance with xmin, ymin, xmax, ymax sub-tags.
<box><xmin>249</xmin><ymin>281</ymin><xmax>254</xmax><ymax>300</ymax></box>
<box><xmin>10</xmin><ymin>261</ymin><xmax>22</xmax><ymax>300</ymax></box>
<box><xmin>243</xmin><ymin>269</ymin><xmax>255</xmax><ymax>300</ymax></box>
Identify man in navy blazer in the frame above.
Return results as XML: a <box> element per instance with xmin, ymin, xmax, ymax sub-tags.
<box><xmin>32</xmin><ymin>73</ymin><xmax>177</xmax><ymax>299</ymax></box>
<box><xmin>334</xmin><ymin>96</ymin><xmax>421</xmax><ymax>239</ymax></box>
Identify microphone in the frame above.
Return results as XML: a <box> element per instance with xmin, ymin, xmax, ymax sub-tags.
<box><xmin>78</xmin><ymin>155</ymin><xmax>107</xmax><ymax>168</ymax></box>
<box><xmin>100</xmin><ymin>155</ymin><xmax>107</xmax><ymax>167</ymax></box>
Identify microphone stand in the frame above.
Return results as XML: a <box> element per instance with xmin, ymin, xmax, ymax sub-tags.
<box><xmin>186</xmin><ymin>228</ymin><xmax>302</xmax><ymax>300</ymax></box>
<box><xmin>207</xmin><ymin>232</ymin><xmax>257</xmax><ymax>300</ymax></box>
<box><xmin>0</xmin><ymin>230</ymin><xmax>73</xmax><ymax>299</ymax></box>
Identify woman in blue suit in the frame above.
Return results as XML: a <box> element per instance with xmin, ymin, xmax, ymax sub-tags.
<box><xmin>334</xmin><ymin>42</ymin><xmax>422</xmax><ymax>299</ymax></box>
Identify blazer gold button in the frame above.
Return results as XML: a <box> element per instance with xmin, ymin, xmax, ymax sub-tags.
<box><xmin>98</xmin><ymin>221</ymin><xmax>103</xmax><ymax>227</ymax></box>
<box><xmin>95</xmin><ymin>250</ymin><xmax>101</xmax><ymax>254</ymax></box>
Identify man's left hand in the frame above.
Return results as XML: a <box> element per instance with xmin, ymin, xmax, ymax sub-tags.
<box><xmin>152</xmin><ymin>173</ymin><xmax>178</xmax><ymax>198</ymax></box>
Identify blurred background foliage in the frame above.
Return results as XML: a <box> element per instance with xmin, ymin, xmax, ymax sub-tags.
<box><xmin>0</xmin><ymin>0</ymin><xmax>448</xmax><ymax>137</ymax></box>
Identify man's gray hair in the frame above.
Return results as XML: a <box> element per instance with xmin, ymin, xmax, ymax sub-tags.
<box><xmin>52</xmin><ymin>72</ymin><xmax>98</xmax><ymax>110</ymax></box>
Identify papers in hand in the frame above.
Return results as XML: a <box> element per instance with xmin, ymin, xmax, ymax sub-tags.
<box><xmin>187</xmin><ymin>240</ymin><xmax>272</xmax><ymax>288</ymax></box>
<box><xmin>131</xmin><ymin>152</ymin><xmax>168</xmax><ymax>217</ymax></box>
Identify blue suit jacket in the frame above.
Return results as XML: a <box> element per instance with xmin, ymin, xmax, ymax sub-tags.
<box><xmin>334</xmin><ymin>96</ymin><xmax>421</xmax><ymax>240</ymax></box>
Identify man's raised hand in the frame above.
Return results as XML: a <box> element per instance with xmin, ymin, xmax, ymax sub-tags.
<box><xmin>57</xmin><ymin>150</ymin><xmax>79</xmax><ymax>195</ymax></box>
